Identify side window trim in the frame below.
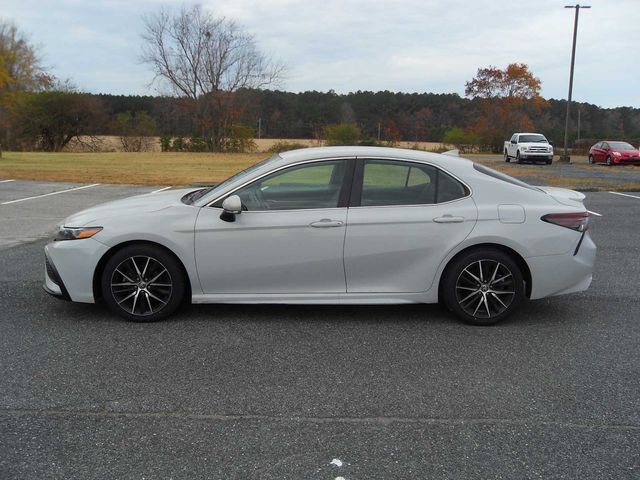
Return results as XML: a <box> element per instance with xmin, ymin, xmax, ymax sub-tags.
<box><xmin>350</xmin><ymin>157</ymin><xmax>470</xmax><ymax>208</ymax></box>
<box><xmin>211</xmin><ymin>158</ymin><xmax>356</xmax><ymax>211</ymax></box>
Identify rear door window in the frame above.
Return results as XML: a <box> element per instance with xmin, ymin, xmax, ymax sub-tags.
<box><xmin>358</xmin><ymin>159</ymin><xmax>468</xmax><ymax>206</ymax></box>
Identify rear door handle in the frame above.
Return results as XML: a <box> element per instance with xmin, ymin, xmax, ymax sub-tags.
<box><xmin>310</xmin><ymin>219</ymin><xmax>344</xmax><ymax>228</ymax></box>
<box><xmin>433</xmin><ymin>215</ymin><xmax>464</xmax><ymax>224</ymax></box>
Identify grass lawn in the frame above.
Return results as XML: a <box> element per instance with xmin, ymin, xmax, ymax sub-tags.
<box><xmin>1</xmin><ymin>151</ymin><xmax>639</xmax><ymax>191</ymax></box>
<box><xmin>0</xmin><ymin>152</ymin><xmax>267</xmax><ymax>185</ymax></box>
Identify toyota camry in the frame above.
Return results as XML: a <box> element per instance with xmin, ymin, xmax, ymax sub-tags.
<box><xmin>44</xmin><ymin>147</ymin><xmax>596</xmax><ymax>325</ymax></box>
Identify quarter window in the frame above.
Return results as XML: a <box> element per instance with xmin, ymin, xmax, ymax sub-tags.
<box><xmin>233</xmin><ymin>160</ymin><xmax>347</xmax><ymax>211</ymax></box>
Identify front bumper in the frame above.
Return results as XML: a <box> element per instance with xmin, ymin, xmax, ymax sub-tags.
<box><xmin>520</xmin><ymin>152</ymin><xmax>553</xmax><ymax>161</ymax></box>
<box><xmin>527</xmin><ymin>231</ymin><xmax>596</xmax><ymax>300</ymax></box>
<box><xmin>43</xmin><ymin>238</ymin><xmax>110</xmax><ymax>303</ymax></box>
<box><xmin>613</xmin><ymin>157</ymin><xmax>640</xmax><ymax>165</ymax></box>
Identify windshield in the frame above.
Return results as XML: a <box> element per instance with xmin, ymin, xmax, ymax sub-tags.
<box><xmin>608</xmin><ymin>142</ymin><xmax>634</xmax><ymax>150</ymax></box>
<box><xmin>181</xmin><ymin>154</ymin><xmax>281</xmax><ymax>205</ymax></box>
<box><xmin>519</xmin><ymin>134</ymin><xmax>548</xmax><ymax>143</ymax></box>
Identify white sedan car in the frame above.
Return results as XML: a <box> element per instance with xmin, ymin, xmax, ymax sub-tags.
<box><xmin>44</xmin><ymin>147</ymin><xmax>596</xmax><ymax>325</ymax></box>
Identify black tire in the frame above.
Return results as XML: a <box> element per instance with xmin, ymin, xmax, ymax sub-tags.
<box><xmin>546</xmin><ymin>158</ymin><xmax>552</xmax><ymax>165</ymax></box>
<box><xmin>606</xmin><ymin>156</ymin><xmax>612</xmax><ymax>166</ymax></box>
<box><xmin>588</xmin><ymin>155</ymin><xmax>594</xmax><ymax>165</ymax></box>
<box><xmin>516</xmin><ymin>151</ymin><xmax>522</xmax><ymax>164</ymax></box>
<box><xmin>442</xmin><ymin>248</ymin><xmax>525</xmax><ymax>326</ymax></box>
<box><xmin>101</xmin><ymin>244</ymin><xmax>186</xmax><ymax>322</ymax></box>
<box><xmin>504</xmin><ymin>150</ymin><xmax>510</xmax><ymax>162</ymax></box>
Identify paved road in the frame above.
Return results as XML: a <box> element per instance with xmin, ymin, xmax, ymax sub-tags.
<box><xmin>0</xmin><ymin>182</ymin><xmax>639</xmax><ymax>479</ymax></box>
<box><xmin>0</xmin><ymin>180</ymin><xmax>161</xmax><ymax>248</ymax></box>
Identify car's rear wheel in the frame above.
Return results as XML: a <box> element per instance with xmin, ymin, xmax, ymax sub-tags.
<box><xmin>442</xmin><ymin>249</ymin><xmax>525</xmax><ymax>326</ymax></box>
<box><xmin>588</xmin><ymin>155</ymin><xmax>594</xmax><ymax>165</ymax></box>
<box><xmin>606</xmin><ymin>155</ymin><xmax>612</xmax><ymax>166</ymax></box>
<box><xmin>504</xmin><ymin>150</ymin><xmax>510</xmax><ymax>162</ymax></box>
<box><xmin>101</xmin><ymin>244</ymin><xmax>185</xmax><ymax>322</ymax></box>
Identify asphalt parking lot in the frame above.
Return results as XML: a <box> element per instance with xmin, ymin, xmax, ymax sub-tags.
<box><xmin>0</xmin><ymin>179</ymin><xmax>639</xmax><ymax>479</ymax></box>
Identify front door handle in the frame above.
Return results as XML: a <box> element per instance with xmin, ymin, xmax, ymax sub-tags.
<box><xmin>433</xmin><ymin>215</ymin><xmax>464</xmax><ymax>224</ymax></box>
<box><xmin>310</xmin><ymin>219</ymin><xmax>344</xmax><ymax>228</ymax></box>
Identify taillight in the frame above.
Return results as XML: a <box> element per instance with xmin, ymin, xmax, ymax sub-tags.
<box><xmin>541</xmin><ymin>212</ymin><xmax>589</xmax><ymax>232</ymax></box>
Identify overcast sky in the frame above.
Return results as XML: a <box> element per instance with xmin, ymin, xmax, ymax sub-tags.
<box><xmin>3</xmin><ymin>0</ymin><xmax>639</xmax><ymax>108</ymax></box>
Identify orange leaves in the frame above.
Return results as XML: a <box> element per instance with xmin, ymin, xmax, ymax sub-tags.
<box><xmin>465</xmin><ymin>63</ymin><xmax>542</xmax><ymax>101</ymax></box>
<box><xmin>464</xmin><ymin>63</ymin><xmax>546</xmax><ymax>151</ymax></box>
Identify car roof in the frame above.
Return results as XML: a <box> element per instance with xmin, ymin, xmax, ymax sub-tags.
<box><xmin>277</xmin><ymin>146</ymin><xmax>474</xmax><ymax>169</ymax></box>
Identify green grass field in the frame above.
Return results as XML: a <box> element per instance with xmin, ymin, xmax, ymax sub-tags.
<box><xmin>1</xmin><ymin>151</ymin><xmax>639</xmax><ymax>191</ymax></box>
<box><xmin>0</xmin><ymin>151</ymin><xmax>267</xmax><ymax>185</ymax></box>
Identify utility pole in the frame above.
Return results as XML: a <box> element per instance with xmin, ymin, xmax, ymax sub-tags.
<box><xmin>560</xmin><ymin>4</ymin><xmax>590</xmax><ymax>163</ymax></box>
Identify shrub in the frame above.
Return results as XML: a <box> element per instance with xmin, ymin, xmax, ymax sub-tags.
<box><xmin>224</xmin><ymin>124</ymin><xmax>257</xmax><ymax>153</ymax></box>
<box><xmin>160</xmin><ymin>135</ymin><xmax>171</xmax><ymax>152</ymax></box>
<box><xmin>267</xmin><ymin>141</ymin><xmax>309</xmax><ymax>153</ymax></box>
<box><xmin>189</xmin><ymin>135</ymin><xmax>208</xmax><ymax>152</ymax></box>
<box><xmin>324</xmin><ymin>123</ymin><xmax>361</xmax><ymax>146</ymax></box>
<box><xmin>358</xmin><ymin>137</ymin><xmax>381</xmax><ymax>147</ymax></box>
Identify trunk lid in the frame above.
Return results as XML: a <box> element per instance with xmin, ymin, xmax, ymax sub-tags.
<box><xmin>536</xmin><ymin>186</ymin><xmax>586</xmax><ymax>207</ymax></box>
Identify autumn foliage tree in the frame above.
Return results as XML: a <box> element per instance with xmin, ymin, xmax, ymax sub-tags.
<box><xmin>0</xmin><ymin>20</ymin><xmax>52</xmax><ymax>155</ymax></box>
<box><xmin>465</xmin><ymin>63</ymin><xmax>546</xmax><ymax>152</ymax></box>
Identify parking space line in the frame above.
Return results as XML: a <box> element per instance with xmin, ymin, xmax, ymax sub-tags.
<box><xmin>0</xmin><ymin>179</ymin><xmax>15</xmax><ymax>183</ymax></box>
<box><xmin>609</xmin><ymin>191</ymin><xmax>640</xmax><ymax>200</ymax></box>
<box><xmin>587</xmin><ymin>210</ymin><xmax>602</xmax><ymax>217</ymax></box>
<box><xmin>1</xmin><ymin>183</ymin><xmax>101</xmax><ymax>205</ymax></box>
<box><xmin>151</xmin><ymin>186</ymin><xmax>172</xmax><ymax>194</ymax></box>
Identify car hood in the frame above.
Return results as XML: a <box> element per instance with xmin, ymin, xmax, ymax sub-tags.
<box><xmin>520</xmin><ymin>142</ymin><xmax>551</xmax><ymax>148</ymax></box>
<box><xmin>61</xmin><ymin>188</ymin><xmax>198</xmax><ymax>227</ymax></box>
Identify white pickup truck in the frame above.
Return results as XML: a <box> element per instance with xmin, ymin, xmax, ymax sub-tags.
<box><xmin>504</xmin><ymin>133</ymin><xmax>554</xmax><ymax>164</ymax></box>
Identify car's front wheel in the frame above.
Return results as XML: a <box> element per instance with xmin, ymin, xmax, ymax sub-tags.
<box><xmin>606</xmin><ymin>156</ymin><xmax>613</xmax><ymax>166</ymax></box>
<box><xmin>442</xmin><ymin>249</ymin><xmax>525</xmax><ymax>326</ymax></box>
<box><xmin>101</xmin><ymin>244</ymin><xmax>186</xmax><ymax>322</ymax></box>
<box><xmin>516</xmin><ymin>151</ymin><xmax>522</xmax><ymax>164</ymax></box>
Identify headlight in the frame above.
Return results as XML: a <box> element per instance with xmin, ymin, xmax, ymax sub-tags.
<box><xmin>521</xmin><ymin>147</ymin><xmax>528</xmax><ymax>152</ymax></box>
<box><xmin>55</xmin><ymin>226</ymin><xmax>103</xmax><ymax>241</ymax></box>
<box><xmin>612</xmin><ymin>151</ymin><xmax>621</xmax><ymax>156</ymax></box>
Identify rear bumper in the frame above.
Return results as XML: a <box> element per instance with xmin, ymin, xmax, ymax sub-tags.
<box><xmin>527</xmin><ymin>232</ymin><xmax>596</xmax><ymax>299</ymax></box>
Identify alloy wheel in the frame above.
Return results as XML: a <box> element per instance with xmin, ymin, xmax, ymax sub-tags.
<box><xmin>110</xmin><ymin>256</ymin><xmax>173</xmax><ymax>316</ymax></box>
<box><xmin>455</xmin><ymin>259</ymin><xmax>516</xmax><ymax>319</ymax></box>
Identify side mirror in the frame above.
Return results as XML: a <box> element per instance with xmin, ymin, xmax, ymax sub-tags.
<box><xmin>220</xmin><ymin>195</ymin><xmax>242</xmax><ymax>222</ymax></box>
<box><xmin>511</xmin><ymin>140</ymin><xmax>517</xmax><ymax>144</ymax></box>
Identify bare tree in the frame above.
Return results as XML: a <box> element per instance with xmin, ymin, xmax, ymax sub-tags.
<box><xmin>140</xmin><ymin>5</ymin><xmax>285</xmax><ymax>151</ymax></box>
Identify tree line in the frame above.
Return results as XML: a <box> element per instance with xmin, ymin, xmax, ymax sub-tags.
<box><xmin>2</xmin><ymin>9</ymin><xmax>639</xmax><ymax>155</ymax></box>
<box><xmin>4</xmin><ymin>88</ymin><xmax>637</xmax><ymax>153</ymax></box>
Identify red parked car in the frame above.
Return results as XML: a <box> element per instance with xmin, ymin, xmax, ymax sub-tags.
<box><xmin>588</xmin><ymin>141</ymin><xmax>640</xmax><ymax>165</ymax></box>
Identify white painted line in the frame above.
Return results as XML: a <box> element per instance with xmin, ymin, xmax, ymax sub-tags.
<box><xmin>1</xmin><ymin>183</ymin><xmax>101</xmax><ymax>205</ymax></box>
<box><xmin>587</xmin><ymin>210</ymin><xmax>602</xmax><ymax>217</ymax></box>
<box><xmin>609</xmin><ymin>191</ymin><xmax>640</xmax><ymax>200</ymax></box>
<box><xmin>0</xmin><ymin>179</ymin><xmax>15</xmax><ymax>183</ymax></box>
<box><xmin>151</xmin><ymin>186</ymin><xmax>172</xmax><ymax>194</ymax></box>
